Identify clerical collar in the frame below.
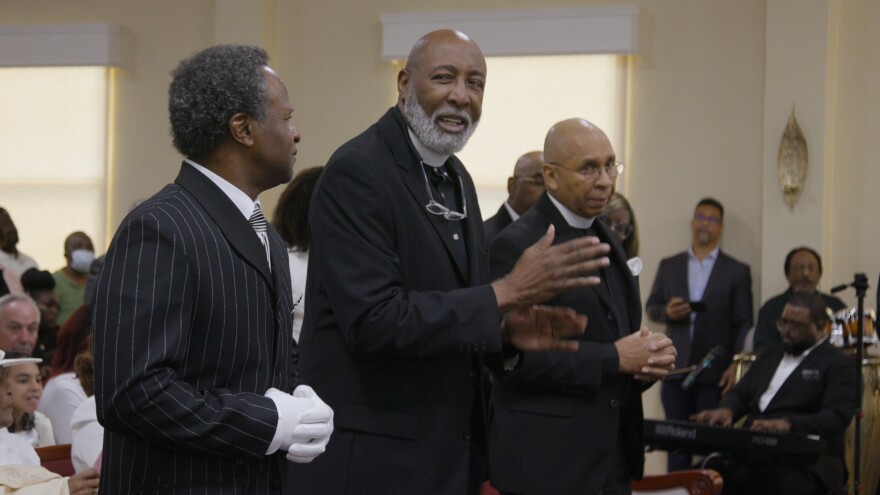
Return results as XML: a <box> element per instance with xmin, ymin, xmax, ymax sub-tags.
<box><xmin>408</xmin><ymin>128</ymin><xmax>449</xmax><ymax>167</ymax></box>
<box><xmin>547</xmin><ymin>193</ymin><xmax>595</xmax><ymax>229</ymax></box>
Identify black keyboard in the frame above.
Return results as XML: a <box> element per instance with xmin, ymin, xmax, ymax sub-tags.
<box><xmin>644</xmin><ymin>419</ymin><xmax>825</xmax><ymax>460</ymax></box>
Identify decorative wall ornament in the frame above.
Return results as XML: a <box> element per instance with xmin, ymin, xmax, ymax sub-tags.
<box><xmin>777</xmin><ymin>108</ymin><xmax>808</xmax><ymax>208</ymax></box>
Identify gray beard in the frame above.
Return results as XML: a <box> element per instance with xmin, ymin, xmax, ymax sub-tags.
<box><xmin>402</xmin><ymin>85</ymin><xmax>478</xmax><ymax>155</ymax></box>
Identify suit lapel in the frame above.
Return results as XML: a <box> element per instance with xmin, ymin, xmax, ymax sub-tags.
<box><xmin>593</xmin><ymin>219</ymin><xmax>641</xmax><ymax>331</ymax></box>
<box><xmin>380</xmin><ymin>108</ymin><xmax>470</xmax><ymax>282</ymax></box>
<box><xmin>534</xmin><ymin>196</ymin><xmax>621</xmax><ymax>331</ymax></box>
<box><xmin>765</xmin><ymin>342</ymin><xmax>827</xmax><ymax>410</ymax></box>
<box><xmin>175</xmin><ymin>162</ymin><xmax>274</xmax><ymax>291</ymax></box>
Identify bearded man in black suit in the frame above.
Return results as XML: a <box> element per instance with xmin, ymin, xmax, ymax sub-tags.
<box><xmin>293</xmin><ymin>30</ymin><xmax>615</xmax><ymax>495</ymax></box>
<box><xmin>692</xmin><ymin>292</ymin><xmax>856</xmax><ymax>495</ymax></box>
<box><xmin>93</xmin><ymin>45</ymin><xmax>333</xmax><ymax>493</ymax></box>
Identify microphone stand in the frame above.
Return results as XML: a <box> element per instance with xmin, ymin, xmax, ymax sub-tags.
<box><xmin>837</xmin><ymin>273</ymin><xmax>869</xmax><ymax>494</ymax></box>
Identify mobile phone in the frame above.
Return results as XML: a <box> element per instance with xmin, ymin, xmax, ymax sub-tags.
<box><xmin>689</xmin><ymin>301</ymin><xmax>707</xmax><ymax>313</ymax></box>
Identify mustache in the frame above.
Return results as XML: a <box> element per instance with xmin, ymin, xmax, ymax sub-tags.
<box><xmin>433</xmin><ymin>109</ymin><xmax>472</xmax><ymax>125</ymax></box>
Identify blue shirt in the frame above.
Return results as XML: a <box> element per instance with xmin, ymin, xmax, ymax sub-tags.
<box><xmin>687</xmin><ymin>245</ymin><xmax>719</xmax><ymax>339</ymax></box>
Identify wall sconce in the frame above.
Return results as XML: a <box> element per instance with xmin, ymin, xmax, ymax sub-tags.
<box><xmin>777</xmin><ymin>107</ymin><xmax>808</xmax><ymax>208</ymax></box>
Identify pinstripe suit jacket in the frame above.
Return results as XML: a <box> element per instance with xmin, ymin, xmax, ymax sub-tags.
<box><xmin>93</xmin><ymin>163</ymin><xmax>296</xmax><ymax>494</ymax></box>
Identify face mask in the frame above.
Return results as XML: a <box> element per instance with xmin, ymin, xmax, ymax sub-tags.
<box><xmin>70</xmin><ymin>249</ymin><xmax>95</xmax><ymax>273</ymax></box>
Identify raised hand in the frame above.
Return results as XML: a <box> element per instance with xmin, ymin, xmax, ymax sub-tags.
<box><xmin>503</xmin><ymin>305</ymin><xmax>587</xmax><ymax>352</ymax></box>
<box><xmin>493</xmin><ymin>225</ymin><xmax>609</xmax><ymax>312</ymax></box>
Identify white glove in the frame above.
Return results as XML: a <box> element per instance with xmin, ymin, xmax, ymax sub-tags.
<box><xmin>265</xmin><ymin>387</ymin><xmax>316</xmax><ymax>452</ymax></box>
<box><xmin>286</xmin><ymin>385</ymin><xmax>334</xmax><ymax>463</ymax></box>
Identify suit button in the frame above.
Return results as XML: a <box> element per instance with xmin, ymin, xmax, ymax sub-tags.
<box><xmin>607</xmin><ymin>312</ymin><xmax>615</xmax><ymax>320</ymax></box>
<box><xmin>464</xmin><ymin>431</ymin><xmax>471</xmax><ymax>441</ymax></box>
<box><xmin>610</xmin><ymin>399</ymin><xmax>619</xmax><ymax>408</ymax></box>
<box><xmin>270</xmin><ymin>478</ymin><xmax>282</xmax><ymax>489</ymax></box>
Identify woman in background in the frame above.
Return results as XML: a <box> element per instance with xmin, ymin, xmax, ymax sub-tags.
<box><xmin>272</xmin><ymin>166</ymin><xmax>324</xmax><ymax>343</ymax></box>
<box><xmin>601</xmin><ymin>192</ymin><xmax>640</xmax><ymax>259</ymax></box>
<box><xmin>1</xmin><ymin>352</ymin><xmax>55</xmax><ymax>447</ymax></box>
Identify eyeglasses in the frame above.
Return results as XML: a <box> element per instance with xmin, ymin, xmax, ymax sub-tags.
<box><xmin>693</xmin><ymin>214</ymin><xmax>722</xmax><ymax>224</ymax></box>
<box><xmin>515</xmin><ymin>175</ymin><xmax>545</xmax><ymax>186</ymax></box>
<box><xmin>776</xmin><ymin>318</ymin><xmax>813</xmax><ymax>333</ymax></box>
<box><xmin>420</xmin><ymin>162</ymin><xmax>467</xmax><ymax>221</ymax></box>
<box><xmin>548</xmin><ymin>161</ymin><xmax>624</xmax><ymax>181</ymax></box>
<box><xmin>598</xmin><ymin>215</ymin><xmax>633</xmax><ymax>240</ymax></box>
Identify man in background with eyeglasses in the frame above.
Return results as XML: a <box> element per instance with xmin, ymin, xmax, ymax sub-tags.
<box><xmin>294</xmin><ymin>30</ymin><xmax>615</xmax><ymax>495</ymax></box>
<box><xmin>484</xmin><ymin>151</ymin><xmax>545</xmax><ymax>243</ymax></box>
<box><xmin>752</xmin><ymin>247</ymin><xmax>845</xmax><ymax>352</ymax></box>
<box><xmin>487</xmin><ymin>118</ymin><xmax>676</xmax><ymax>494</ymax></box>
<box><xmin>646</xmin><ymin>197</ymin><xmax>754</xmax><ymax>471</ymax></box>
<box><xmin>691</xmin><ymin>292</ymin><xmax>855</xmax><ymax>495</ymax></box>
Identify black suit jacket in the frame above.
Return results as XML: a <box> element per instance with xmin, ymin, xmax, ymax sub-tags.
<box><xmin>645</xmin><ymin>250</ymin><xmax>753</xmax><ymax>384</ymax></box>
<box><xmin>483</xmin><ymin>203</ymin><xmax>513</xmax><ymax>243</ymax></box>
<box><xmin>292</xmin><ymin>107</ymin><xmax>502</xmax><ymax>494</ymax></box>
<box><xmin>487</xmin><ymin>193</ymin><xmax>646</xmax><ymax>493</ymax></box>
<box><xmin>720</xmin><ymin>340</ymin><xmax>856</xmax><ymax>488</ymax></box>
<box><xmin>93</xmin><ymin>163</ymin><xmax>295</xmax><ymax>493</ymax></box>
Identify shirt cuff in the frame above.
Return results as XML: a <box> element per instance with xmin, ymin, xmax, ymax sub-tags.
<box><xmin>265</xmin><ymin>395</ymin><xmax>285</xmax><ymax>455</ymax></box>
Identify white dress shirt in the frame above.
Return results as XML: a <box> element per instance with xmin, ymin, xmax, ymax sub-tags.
<box><xmin>758</xmin><ymin>336</ymin><xmax>827</xmax><ymax>411</ymax></box>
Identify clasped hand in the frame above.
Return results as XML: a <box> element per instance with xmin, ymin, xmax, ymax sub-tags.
<box><xmin>266</xmin><ymin>385</ymin><xmax>334</xmax><ymax>463</ymax></box>
<box><xmin>615</xmin><ymin>327</ymin><xmax>677</xmax><ymax>380</ymax></box>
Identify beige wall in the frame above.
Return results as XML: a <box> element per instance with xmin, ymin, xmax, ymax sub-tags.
<box><xmin>2</xmin><ymin>0</ymin><xmax>879</xmax><ymax>476</ymax></box>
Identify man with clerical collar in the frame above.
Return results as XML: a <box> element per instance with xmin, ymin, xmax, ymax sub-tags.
<box><xmin>486</xmin><ymin>118</ymin><xmax>676</xmax><ymax>494</ymax></box>
<box><xmin>294</xmin><ymin>30</ymin><xmax>618</xmax><ymax>495</ymax></box>
<box><xmin>645</xmin><ymin>197</ymin><xmax>754</xmax><ymax>471</ymax></box>
<box><xmin>484</xmin><ymin>151</ymin><xmax>545</xmax><ymax>243</ymax></box>
<box><xmin>753</xmin><ymin>247</ymin><xmax>846</xmax><ymax>351</ymax></box>
<box><xmin>692</xmin><ymin>292</ymin><xmax>856</xmax><ymax>495</ymax></box>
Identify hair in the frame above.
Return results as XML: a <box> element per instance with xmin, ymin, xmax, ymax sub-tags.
<box><xmin>74</xmin><ymin>350</ymin><xmax>94</xmax><ymax>397</ymax></box>
<box><xmin>784</xmin><ymin>246</ymin><xmax>822</xmax><ymax>277</ymax></box>
<box><xmin>695</xmin><ymin>197</ymin><xmax>724</xmax><ymax>220</ymax></box>
<box><xmin>272</xmin><ymin>166</ymin><xmax>325</xmax><ymax>252</ymax></box>
<box><xmin>787</xmin><ymin>292</ymin><xmax>830</xmax><ymax>328</ymax></box>
<box><xmin>168</xmin><ymin>45</ymin><xmax>270</xmax><ymax>160</ymax></box>
<box><xmin>605</xmin><ymin>192</ymin><xmax>640</xmax><ymax>258</ymax></box>
<box><xmin>2</xmin><ymin>351</ymin><xmax>37</xmax><ymax>433</ymax></box>
<box><xmin>0</xmin><ymin>293</ymin><xmax>41</xmax><ymax>326</ymax></box>
<box><xmin>48</xmin><ymin>304</ymin><xmax>91</xmax><ymax>381</ymax></box>
<box><xmin>20</xmin><ymin>269</ymin><xmax>56</xmax><ymax>297</ymax></box>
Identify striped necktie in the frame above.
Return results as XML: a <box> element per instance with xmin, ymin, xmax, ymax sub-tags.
<box><xmin>249</xmin><ymin>203</ymin><xmax>272</xmax><ymax>270</ymax></box>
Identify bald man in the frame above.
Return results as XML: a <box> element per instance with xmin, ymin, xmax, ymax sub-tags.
<box><xmin>294</xmin><ymin>31</ymin><xmax>613</xmax><ymax>494</ymax></box>
<box><xmin>484</xmin><ymin>151</ymin><xmax>545</xmax><ymax>242</ymax></box>
<box><xmin>488</xmin><ymin>119</ymin><xmax>675</xmax><ymax>494</ymax></box>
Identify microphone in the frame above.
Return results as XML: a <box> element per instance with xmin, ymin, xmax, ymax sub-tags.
<box><xmin>830</xmin><ymin>283</ymin><xmax>849</xmax><ymax>294</ymax></box>
<box><xmin>681</xmin><ymin>345</ymin><xmax>724</xmax><ymax>391</ymax></box>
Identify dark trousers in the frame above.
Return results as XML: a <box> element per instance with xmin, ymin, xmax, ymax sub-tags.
<box><xmin>660</xmin><ymin>380</ymin><xmax>721</xmax><ymax>471</ymax></box>
<box><xmin>703</xmin><ymin>453</ymin><xmax>837</xmax><ymax>495</ymax></box>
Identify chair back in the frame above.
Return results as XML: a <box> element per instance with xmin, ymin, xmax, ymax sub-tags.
<box><xmin>34</xmin><ymin>444</ymin><xmax>75</xmax><ymax>477</ymax></box>
<box><xmin>632</xmin><ymin>469</ymin><xmax>723</xmax><ymax>495</ymax></box>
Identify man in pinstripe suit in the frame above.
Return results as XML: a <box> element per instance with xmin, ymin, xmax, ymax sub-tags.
<box><xmin>92</xmin><ymin>45</ymin><xmax>333</xmax><ymax>494</ymax></box>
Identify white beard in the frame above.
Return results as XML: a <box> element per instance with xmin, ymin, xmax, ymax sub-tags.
<box><xmin>402</xmin><ymin>84</ymin><xmax>479</xmax><ymax>155</ymax></box>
